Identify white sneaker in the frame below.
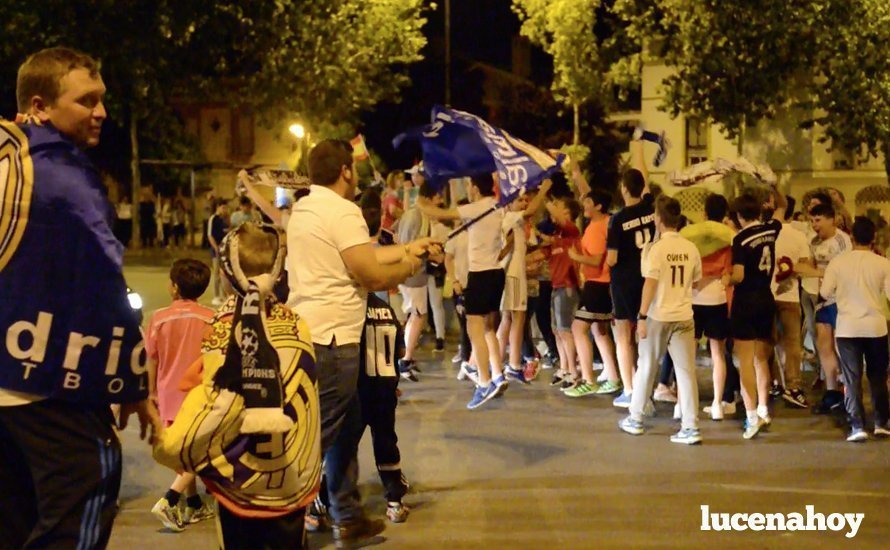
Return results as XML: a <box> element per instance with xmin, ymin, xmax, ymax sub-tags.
<box><xmin>847</xmin><ymin>429</ymin><xmax>868</xmax><ymax>443</ymax></box>
<box><xmin>654</xmin><ymin>386</ymin><xmax>678</xmax><ymax>403</ymax></box>
<box><xmin>709</xmin><ymin>401</ymin><xmax>724</xmax><ymax>421</ymax></box>
<box><xmin>703</xmin><ymin>401</ymin><xmax>735</xmax><ymax>418</ymax></box>
<box><xmin>874</xmin><ymin>424</ymin><xmax>890</xmax><ymax>438</ymax></box>
<box><xmin>596</xmin><ymin>369</ymin><xmax>609</xmax><ymax>383</ymax></box>
<box><xmin>673</xmin><ymin>403</ymin><xmax>681</xmax><ymax>420</ymax></box>
<box><xmin>757</xmin><ymin>405</ymin><xmax>771</xmax><ymax>427</ymax></box>
<box><xmin>743</xmin><ymin>417</ymin><xmax>763</xmax><ymax>440</ymax></box>
<box><xmin>457</xmin><ymin>362</ymin><xmax>479</xmax><ymax>385</ymax></box>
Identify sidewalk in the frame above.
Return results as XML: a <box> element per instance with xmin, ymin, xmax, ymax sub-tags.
<box><xmin>123</xmin><ymin>245</ymin><xmax>212</xmax><ymax>267</ymax></box>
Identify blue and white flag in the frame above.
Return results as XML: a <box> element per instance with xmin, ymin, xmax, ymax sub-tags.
<box><xmin>0</xmin><ymin>121</ymin><xmax>147</xmax><ymax>404</ymax></box>
<box><xmin>394</xmin><ymin>106</ymin><xmax>564</xmax><ymax>206</ymax></box>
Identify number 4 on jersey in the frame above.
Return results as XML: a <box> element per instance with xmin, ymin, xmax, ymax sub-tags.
<box><xmin>758</xmin><ymin>247</ymin><xmax>772</xmax><ymax>274</ymax></box>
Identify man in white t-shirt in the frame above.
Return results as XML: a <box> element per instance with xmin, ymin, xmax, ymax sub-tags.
<box><xmin>771</xmin><ymin>208</ymin><xmax>811</xmax><ymax>408</ymax></box>
<box><xmin>807</xmin><ymin>202</ymin><xmax>852</xmax><ymax>415</ymax></box>
<box><xmin>496</xmin><ymin>182</ymin><xmax>550</xmax><ymax>384</ymax></box>
<box><xmin>417</xmin><ymin>173</ymin><xmax>509</xmax><ymax>409</ymax></box>
<box><xmin>287</xmin><ymin>139</ymin><xmax>435</xmax><ymax>544</ymax></box>
<box><xmin>820</xmin><ymin>217</ymin><xmax>890</xmax><ymax>442</ymax></box>
<box><xmin>619</xmin><ymin>196</ymin><xmax>703</xmax><ymax>445</ymax></box>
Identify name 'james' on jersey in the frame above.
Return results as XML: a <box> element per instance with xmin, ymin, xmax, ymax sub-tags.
<box><xmin>360</xmin><ymin>294</ymin><xmax>405</xmax><ymax>378</ymax></box>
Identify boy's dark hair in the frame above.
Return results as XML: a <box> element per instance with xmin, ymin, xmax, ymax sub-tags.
<box><xmin>557</xmin><ymin>195</ymin><xmax>581</xmax><ymax>221</ymax></box>
<box><xmin>170</xmin><ymin>259</ymin><xmax>211</xmax><ymax>300</ymax></box>
<box><xmin>419</xmin><ymin>180</ymin><xmax>439</xmax><ymax>199</ymax></box>
<box><xmin>360</xmin><ymin>189</ymin><xmax>383</xmax><ymax>237</ymax></box>
<box><xmin>655</xmin><ymin>195</ymin><xmax>683</xmax><ymax>229</ymax></box>
<box><xmin>621</xmin><ymin>169</ymin><xmax>646</xmax><ymax>199</ymax></box>
<box><xmin>16</xmin><ymin>47</ymin><xmax>100</xmax><ymax>112</ymax></box>
<box><xmin>784</xmin><ymin>195</ymin><xmax>796</xmax><ymax>221</ymax></box>
<box><xmin>470</xmin><ymin>173</ymin><xmax>495</xmax><ymax>197</ymax></box>
<box><xmin>215</xmin><ymin>198</ymin><xmax>228</xmax><ymax>210</ymax></box>
<box><xmin>733</xmin><ymin>193</ymin><xmax>761</xmax><ymax>223</ymax></box>
<box><xmin>239</xmin><ymin>196</ymin><xmax>252</xmax><ymax>207</ymax></box>
<box><xmin>810</xmin><ymin>192</ymin><xmax>832</xmax><ymax>208</ymax></box>
<box><xmin>809</xmin><ymin>202</ymin><xmax>836</xmax><ymax>220</ymax></box>
<box><xmin>852</xmin><ymin>216</ymin><xmax>876</xmax><ymax>246</ymax></box>
<box><xmin>704</xmin><ymin>193</ymin><xmax>728</xmax><ymax>222</ymax></box>
<box><xmin>308</xmin><ymin>139</ymin><xmax>353</xmax><ymax>186</ymax></box>
<box><xmin>586</xmin><ymin>188</ymin><xmax>612</xmax><ymax>213</ymax></box>
<box><xmin>548</xmin><ymin>172</ymin><xmax>572</xmax><ymax>199</ymax></box>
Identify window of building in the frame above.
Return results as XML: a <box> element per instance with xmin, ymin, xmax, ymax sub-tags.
<box><xmin>686</xmin><ymin>117</ymin><xmax>708</xmax><ymax>166</ymax></box>
<box><xmin>832</xmin><ymin>146</ymin><xmax>855</xmax><ymax>170</ymax></box>
<box><xmin>231</xmin><ymin>108</ymin><xmax>255</xmax><ymax>160</ymax></box>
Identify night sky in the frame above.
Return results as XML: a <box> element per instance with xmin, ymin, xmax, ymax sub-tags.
<box><xmin>361</xmin><ymin>0</ymin><xmax>533</xmax><ymax>170</ymax></box>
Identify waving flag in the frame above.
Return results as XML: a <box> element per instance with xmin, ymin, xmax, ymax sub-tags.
<box><xmin>394</xmin><ymin>106</ymin><xmax>564</xmax><ymax>206</ymax></box>
<box><xmin>350</xmin><ymin>134</ymin><xmax>370</xmax><ymax>161</ymax></box>
<box><xmin>0</xmin><ymin>121</ymin><xmax>146</xmax><ymax>404</ymax></box>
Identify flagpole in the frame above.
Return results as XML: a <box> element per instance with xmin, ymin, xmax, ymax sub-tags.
<box><xmin>445</xmin><ymin>204</ymin><xmax>500</xmax><ymax>241</ymax></box>
<box><xmin>361</xmin><ymin>134</ymin><xmax>379</xmax><ymax>176</ymax></box>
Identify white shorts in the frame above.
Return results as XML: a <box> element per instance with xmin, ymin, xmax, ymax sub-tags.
<box><xmin>500</xmin><ymin>275</ymin><xmax>528</xmax><ymax>312</ymax></box>
<box><xmin>399</xmin><ymin>285</ymin><xmax>428</xmax><ymax>316</ymax></box>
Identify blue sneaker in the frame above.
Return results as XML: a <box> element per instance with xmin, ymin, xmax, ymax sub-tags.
<box><xmin>612</xmin><ymin>393</ymin><xmax>632</xmax><ymax>408</ymax></box>
<box><xmin>618</xmin><ymin>416</ymin><xmax>645</xmax><ymax>436</ymax></box>
<box><xmin>504</xmin><ymin>366</ymin><xmax>530</xmax><ymax>385</ymax></box>
<box><xmin>467</xmin><ymin>383</ymin><xmax>497</xmax><ymax>410</ymax></box>
<box><xmin>492</xmin><ymin>375</ymin><xmax>509</xmax><ymax>398</ymax></box>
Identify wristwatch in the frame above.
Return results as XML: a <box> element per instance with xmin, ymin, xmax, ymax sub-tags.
<box><xmin>637</xmin><ymin>313</ymin><xmax>648</xmax><ymax>321</ymax></box>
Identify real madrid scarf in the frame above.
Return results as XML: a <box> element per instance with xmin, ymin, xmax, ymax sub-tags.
<box><xmin>214</xmin><ymin>223</ymin><xmax>292</xmax><ymax>434</ymax></box>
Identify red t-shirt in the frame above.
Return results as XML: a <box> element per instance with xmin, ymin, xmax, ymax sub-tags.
<box><xmin>381</xmin><ymin>193</ymin><xmax>402</xmax><ymax>231</ymax></box>
<box><xmin>580</xmin><ymin>216</ymin><xmax>610</xmax><ymax>283</ymax></box>
<box><xmin>548</xmin><ymin>220</ymin><xmax>581</xmax><ymax>289</ymax></box>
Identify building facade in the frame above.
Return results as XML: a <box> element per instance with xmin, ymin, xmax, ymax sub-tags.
<box><xmin>617</xmin><ymin>60</ymin><xmax>889</xmax><ymax>220</ymax></box>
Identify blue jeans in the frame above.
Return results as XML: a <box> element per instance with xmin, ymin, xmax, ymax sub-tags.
<box><xmin>316</xmin><ymin>343</ymin><xmax>364</xmax><ymax>523</ymax></box>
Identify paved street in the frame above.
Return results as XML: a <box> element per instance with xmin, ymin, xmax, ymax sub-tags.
<box><xmin>110</xmin><ymin>261</ymin><xmax>890</xmax><ymax>549</ymax></box>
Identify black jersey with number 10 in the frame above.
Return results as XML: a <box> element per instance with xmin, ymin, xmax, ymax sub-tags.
<box><xmin>360</xmin><ymin>294</ymin><xmax>406</xmax><ymax>378</ymax></box>
<box><xmin>732</xmin><ymin>219</ymin><xmax>782</xmax><ymax>294</ymax></box>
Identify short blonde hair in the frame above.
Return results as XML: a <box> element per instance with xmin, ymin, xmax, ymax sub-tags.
<box><xmin>16</xmin><ymin>47</ymin><xmax>100</xmax><ymax>112</ymax></box>
<box><xmin>236</xmin><ymin>224</ymin><xmax>279</xmax><ymax>278</ymax></box>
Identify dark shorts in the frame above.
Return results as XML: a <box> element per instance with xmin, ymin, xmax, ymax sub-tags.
<box><xmin>465</xmin><ymin>269</ymin><xmax>506</xmax><ymax>316</ymax></box>
<box><xmin>731</xmin><ymin>291</ymin><xmax>775</xmax><ymax>341</ymax></box>
<box><xmin>575</xmin><ymin>281</ymin><xmax>614</xmax><ymax>322</ymax></box>
<box><xmin>815</xmin><ymin>303</ymin><xmax>838</xmax><ymax>329</ymax></box>
<box><xmin>611</xmin><ymin>276</ymin><xmax>644</xmax><ymax>321</ymax></box>
<box><xmin>693</xmin><ymin>304</ymin><xmax>730</xmax><ymax>340</ymax></box>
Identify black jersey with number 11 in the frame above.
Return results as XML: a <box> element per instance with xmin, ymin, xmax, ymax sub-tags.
<box><xmin>732</xmin><ymin>219</ymin><xmax>782</xmax><ymax>294</ymax></box>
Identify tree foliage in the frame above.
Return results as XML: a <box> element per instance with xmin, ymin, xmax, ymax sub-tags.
<box><xmin>811</xmin><ymin>0</ymin><xmax>890</xmax><ymax>170</ymax></box>
<box><xmin>615</xmin><ymin>0</ymin><xmax>890</xmax><ymax>176</ymax></box>
<box><xmin>0</xmin><ymin>0</ymin><xmax>428</xmax><ymax>165</ymax></box>
<box><xmin>512</xmin><ymin>0</ymin><xmax>638</xmax><ymax>141</ymax></box>
<box><xmin>250</xmin><ymin>0</ymin><xmax>427</xmax><ymax>134</ymax></box>
<box><xmin>613</xmin><ymin>0</ymin><xmax>823</xmax><ymax>137</ymax></box>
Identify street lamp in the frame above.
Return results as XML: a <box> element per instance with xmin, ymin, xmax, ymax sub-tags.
<box><xmin>289</xmin><ymin>123</ymin><xmax>305</xmax><ymax>139</ymax></box>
